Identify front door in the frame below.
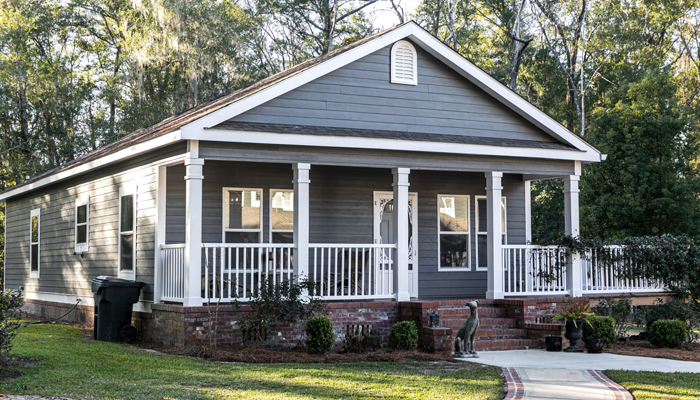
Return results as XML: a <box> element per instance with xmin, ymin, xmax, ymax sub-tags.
<box><xmin>373</xmin><ymin>192</ymin><xmax>418</xmax><ymax>298</ymax></box>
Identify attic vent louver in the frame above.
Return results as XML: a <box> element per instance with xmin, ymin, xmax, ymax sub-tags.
<box><xmin>391</xmin><ymin>40</ymin><xmax>417</xmax><ymax>85</ymax></box>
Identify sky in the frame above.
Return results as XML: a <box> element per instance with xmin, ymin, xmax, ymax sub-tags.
<box><xmin>367</xmin><ymin>0</ymin><xmax>422</xmax><ymax>30</ymax></box>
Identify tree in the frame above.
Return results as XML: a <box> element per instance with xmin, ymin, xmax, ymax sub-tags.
<box><xmin>582</xmin><ymin>72</ymin><xmax>700</xmax><ymax>239</ymax></box>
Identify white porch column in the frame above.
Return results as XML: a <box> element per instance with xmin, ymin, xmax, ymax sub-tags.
<box><xmin>485</xmin><ymin>172</ymin><xmax>504</xmax><ymax>300</ymax></box>
<box><xmin>184</xmin><ymin>157</ymin><xmax>204</xmax><ymax>307</ymax></box>
<box><xmin>564</xmin><ymin>174</ymin><xmax>583</xmax><ymax>297</ymax></box>
<box><xmin>524</xmin><ymin>180</ymin><xmax>532</xmax><ymax>243</ymax></box>
<box><xmin>392</xmin><ymin>168</ymin><xmax>410</xmax><ymax>302</ymax></box>
<box><xmin>293</xmin><ymin>163</ymin><xmax>311</xmax><ymax>280</ymax></box>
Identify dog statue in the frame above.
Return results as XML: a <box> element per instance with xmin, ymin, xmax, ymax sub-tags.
<box><xmin>454</xmin><ymin>300</ymin><xmax>479</xmax><ymax>356</ymax></box>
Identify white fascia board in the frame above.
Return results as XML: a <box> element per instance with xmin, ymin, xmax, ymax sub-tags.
<box><xmin>199</xmin><ymin>129</ymin><xmax>600</xmax><ymax>162</ymax></box>
<box><xmin>0</xmin><ymin>130</ymin><xmax>182</xmax><ymax>201</ymax></box>
<box><xmin>404</xmin><ymin>27</ymin><xmax>601</xmax><ymax>156</ymax></box>
<box><xmin>180</xmin><ymin>25</ymin><xmax>414</xmax><ymax>136</ymax></box>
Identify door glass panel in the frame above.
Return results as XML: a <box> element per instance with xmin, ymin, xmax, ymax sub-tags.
<box><xmin>225</xmin><ymin>190</ymin><xmax>261</xmax><ymax>230</ymax></box>
<box><xmin>501</xmin><ymin>198</ymin><xmax>506</xmax><ymax>233</ymax></box>
<box><xmin>380</xmin><ymin>199</ymin><xmax>412</xmax><ymax>248</ymax></box>
<box><xmin>440</xmin><ymin>234</ymin><xmax>467</xmax><ymax>267</ymax></box>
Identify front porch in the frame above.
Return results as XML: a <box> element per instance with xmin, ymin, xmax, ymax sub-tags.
<box><xmin>152</xmin><ymin>155</ymin><xmax>665</xmax><ymax>306</ymax></box>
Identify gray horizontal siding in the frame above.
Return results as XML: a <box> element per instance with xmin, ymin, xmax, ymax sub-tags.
<box><xmin>199</xmin><ymin>142</ymin><xmax>576</xmax><ymax>177</ymax></box>
<box><xmin>164</xmin><ymin>161</ymin><xmax>528</xmax><ymax>299</ymax></box>
<box><xmin>227</xmin><ymin>44</ymin><xmax>558</xmax><ymax>144</ymax></box>
<box><xmin>5</xmin><ymin>143</ymin><xmax>187</xmax><ymax>302</ymax></box>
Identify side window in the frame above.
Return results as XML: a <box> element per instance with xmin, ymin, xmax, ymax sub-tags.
<box><xmin>438</xmin><ymin>195</ymin><xmax>470</xmax><ymax>270</ymax></box>
<box><xmin>119</xmin><ymin>187</ymin><xmax>136</xmax><ymax>279</ymax></box>
<box><xmin>223</xmin><ymin>188</ymin><xmax>262</xmax><ymax>243</ymax></box>
<box><xmin>270</xmin><ymin>189</ymin><xmax>293</xmax><ymax>243</ymax></box>
<box><xmin>475</xmin><ymin>196</ymin><xmax>507</xmax><ymax>271</ymax></box>
<box><xmin>30</xmin><ymin>208</ymin><xmax>40</xmax><ymax>278</ymax></box>
<box><xmin>75</xmin><ymin>197</ymin><xmax>89</xmax><ymax>254</ymax></box>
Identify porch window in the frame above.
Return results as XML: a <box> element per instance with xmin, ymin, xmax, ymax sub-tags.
<box><xmin>438</xmin><ymin>195</ymin><xmax>470</xmax><ymax>270</ymax></box>
<box><xmin>75</xmin><ymin>197</ymin><xmax>89</xmax><ymax>254</ymax></box>
<box><xmin>475</xmin><ymin>196</ymin><xmax>507</xmax><ymax>271</ymax></box>
<box><xmin>223</xmin><ymin>188</ymin><xmax>262</xmax><ymax>243</ymax></box>
<box><xmin>119</xmin><ymin>186</ymin><xmax>136</xmax><ymax>279</ymax></box>
<box><xmin>30</xmin><ymin>209</ymin><xmax>40</xmax><ymax>278</ymax></box>
<box><xmin>270</xmin><ymin>189</ymin><xmax>293</xmax><ymax>243</ymax></box>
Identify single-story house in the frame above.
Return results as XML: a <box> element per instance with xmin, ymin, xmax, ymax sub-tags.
<box><xmin>2</xmin><ymin>22</ymin><xmax>657</xmax><ymax>350</ymax></box>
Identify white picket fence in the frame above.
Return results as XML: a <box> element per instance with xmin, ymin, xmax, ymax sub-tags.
<box><xmin>310</xmin><ymin>244</ymin><xmax>396</xmax><ymax>300</ymax></box>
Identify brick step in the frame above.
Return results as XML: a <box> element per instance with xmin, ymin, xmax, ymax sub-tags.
<box><xmin>475</xmin><ymin>339</ymin><xmax>542</xmax><ymax>352</ymax></box>
<box><xmin>474</xmin><ymin>328</ymin><xmax>528</xmax><ymax>340</ymax></box>
<box><xmin>437</xmin><ymin>306</ymin><xmax>506</xmax><ymax>318</ymax></box>
<box><xmin>439</xmin><ymin>317</ymin><xmax>518</xmax><ymax>330</ymax></box>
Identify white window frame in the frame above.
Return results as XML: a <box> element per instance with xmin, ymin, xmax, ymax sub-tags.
<box><xmin>118</xmin><ymin>186</ymin><xmax>137</xmax><ymax>280</ymax></box>
<box><xmin>29</xmin><ymin>208</ymin><xmax>40</xmax><ymax>279</ymax></box>
<box><xmin>437</xmin><ymin>195</ymin><xmax>471</xmax><ymax>272</ymax></box>
<box><xmin>222</xmin><ymin>187</ymin><xmax>263</xmax><ymax>243</ymax></box>
<box><xmin>269</xmin><ymin>189</ymin><xmax>294</xmax><ymax>243</ymax></box>
<box><xmin>475</xmin><ymin>196</ymin><xmax>507</xmax><ymax>271</ymax></box>
<box><xmin>390</xmin><ymin>40</ymin><xmax>418</xmax><ymax>85</ymax></box>
<box><xmin>74</xmin><ymin>196</ymin><xmax>90</xmax><ymax>254</ymax></box>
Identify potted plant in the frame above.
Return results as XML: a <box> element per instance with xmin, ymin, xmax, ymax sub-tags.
<box><xmin>582</xmin><ymin>316</ymin><xmax>616</xmax><ymax>354</ymax></box>
<box><xmin>550</xmin><ymin>302</ymin><xmax>594</xmax><ymax>353</ymax></box>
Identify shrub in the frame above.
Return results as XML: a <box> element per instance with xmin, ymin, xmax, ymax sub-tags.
<box><xmin>592</xmin><ymin>295</ymin><xmax>633</xmax><ymax>338</ymax></box>
<box><xmin>234</xmin><ymin>277</ymin><xmax>327</xmax><ymax>345</ymax></box>
<box><xmin>647</xmin><ymin>320</ymin><xmax>687</xmax><ymax>348</ymax></box>
<box><xmin>389</xmin><ymin>321</ymin><xmax>418</xmax><ymax>350</ymax></box>
<box><xmin>639</xmin><ymin>298</ymin><xmax>700</xmax><ymax>342</ymax></box>
<box><xmin>582</xmin><ymin>316</ymin><xmax>616</xmax><ymax>345</ymax></box>
<box><xmin>306</xmin><ymin>316</ymin><xmax>334</xmax><ymax>354</ymax></box>
<box><xmin>0</xmin><ymin>289</ymin><xmax>23</xmax><ymax>365</ymax></box>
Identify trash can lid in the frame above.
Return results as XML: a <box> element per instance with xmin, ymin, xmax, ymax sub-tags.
<box><xmin>91</xmin><ymin>276</ymin><xmax>147</xmax><ymax>288</ymax></box>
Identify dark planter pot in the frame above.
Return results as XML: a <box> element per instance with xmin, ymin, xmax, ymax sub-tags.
<box><xmin>585</xmin><ymin>338</ymin><xmax>605</xmax><ymax>354</ymax></box>
<box><xmin>545</xmin><ymin>336</ymin><xmax>562</xmax><ymax>352</ymax></box>
<box><xmin>563</xmin><ymin>320</ymin><xmax>584</xmax><ymax>353</ymax></box>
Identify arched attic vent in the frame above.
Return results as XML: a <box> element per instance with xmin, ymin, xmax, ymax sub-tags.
<box><xmin>391</xmin><ymin>40</ymin><xmax>417</xmax><ymax>85</ymax></box>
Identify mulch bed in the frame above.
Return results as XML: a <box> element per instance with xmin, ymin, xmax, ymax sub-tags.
<box><xmin>606</xmin><ymin>340</ymin><xmax>700</xmax><ymax>362</ymax></box>
<box><xmin>135</xmin><ymin>341</ymin><xmax>455</xmax><ymax>364</ymax></box>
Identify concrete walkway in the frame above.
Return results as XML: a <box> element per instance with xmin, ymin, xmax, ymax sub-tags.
<box><xmin>502</xmin><ymin>368</ymin><xmax>633</xmax><ymax>400</ymax></box>
<box><xmin>457</xmin><ymin>349</ymin><xmax>700</xmax><ymax>373</ymax></box>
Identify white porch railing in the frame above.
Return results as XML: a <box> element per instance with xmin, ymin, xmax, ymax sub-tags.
<box><xmin>583</xmin><ymin>246</ymin><xmax>664</xmax><ymax>294</ymax></box>
<box><xmin>310</xmin><ymin>244</ymin><xmax>396</xmax><ymax>300</ymax></box>
<box><xmin>202</xmin><ymin>243</ymin><xmax>295</xmax><ymax>302</ymax></box>
<box><xmin>502</xmin><ymin>245</ymin><xmax>569</xmax><ymax>295</ymax></box>
<box><xmin>160</xmin><ymin>244</ymin><xmax>186</xmax><ymax>302</ymax></box>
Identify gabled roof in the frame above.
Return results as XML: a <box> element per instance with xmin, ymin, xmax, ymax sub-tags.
<box><xmin>0</xmin><ymin>21</ymin><xmax>602</xmax><ymax>201</ymax></box>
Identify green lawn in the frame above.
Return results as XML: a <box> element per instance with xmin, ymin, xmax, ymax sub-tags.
<box><xmin>605</xmin><ymin>370</ymin><xmax>700</xmax><ymax>400</ymax></box>
<box><xmin>0</xmin><ymin>324</ymin><xmax>503</xmax><ymax>400</ymax></box>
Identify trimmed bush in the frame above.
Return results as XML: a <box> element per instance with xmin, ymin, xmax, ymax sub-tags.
<box><xmin>306</xmin><ymin>316</ymin><xmax>334</xmax><ymax>354</ymax></box>
<box><xmin>582</xmin><ymin>316</ymin><xmax>616</xmax><ymax>345</ymax></box>
<box><xmin>389</xmin><ymin>321</ymin><xmax>418</xmax><ymax>350</ymax></box>
<box><xmin>647</xmin><ymin>320</ymin><xmax>687</xmax><ymax>348</ymax></box>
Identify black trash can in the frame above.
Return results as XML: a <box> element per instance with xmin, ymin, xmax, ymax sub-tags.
<box><xmin>91</xmin><ymin>276</ymin><xmax>147</xmax><ymax>342</ymax></box>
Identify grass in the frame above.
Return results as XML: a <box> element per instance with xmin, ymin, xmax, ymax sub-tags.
<box><xmin>0</xmin><ymin>324</ymin><xmax>503</xmax><ymax>400</ymax></box>
<box><xmin>605</xmin><ymin>370</ymin><xmax>700</xmax><ymax>400</ymax></box>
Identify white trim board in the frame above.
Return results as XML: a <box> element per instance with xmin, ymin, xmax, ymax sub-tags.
<box><xmin>0</xmin><ymin>130</ymin><xmax>182</xmax><ymax>201</ymax></box>
<box><xmin>24</xmin><ymin>291</ymin><xmax>153</xmax><ymax>313</ymax></box>
<box><xmin>180</xmin><ymin>22</ymin><xmax>602</xmax><ymax>161</ymax></box>
<box><xmin>199</xmin><ymin>129</ymin><xmax>598</xmax><ymax>162</ymax></box>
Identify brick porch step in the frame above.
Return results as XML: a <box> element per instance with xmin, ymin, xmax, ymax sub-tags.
<box><xmin>474</xmin><ymin>328</ymin><xmax>528</xmax><ymax>340</ymax></box>
<box><xmin>476</xmin><ymin>338</ymin><xmax>542</xmax><ymax>351</ymax></box>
